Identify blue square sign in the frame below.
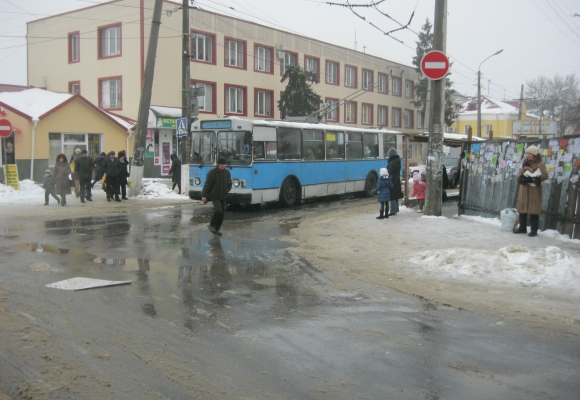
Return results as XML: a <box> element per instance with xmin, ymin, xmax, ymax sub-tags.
<box><xmin>176</xmin><ymin>117</ymin><xmax>188</xmax><ymax>137</ymax></box>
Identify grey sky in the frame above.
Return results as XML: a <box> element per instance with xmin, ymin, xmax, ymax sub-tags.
<box><xmin>1</xmin><ymin>0</ymin><xmax>579</xmax><ymax>101</ymax></box>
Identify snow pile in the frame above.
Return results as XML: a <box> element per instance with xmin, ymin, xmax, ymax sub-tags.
<box><xmin>0</xmin><ymin>180</ymin><xmax>45</xmax><ymax>204</ymax></box>
<box><xmin>459</xmin><ymin>214</ymin><xmax>501</xmax><ymax>227</ymax></box>
<box><xmin>400</xmin><ymin>244</ymin><xmax>579</xmax><ymax>291</ymax></box>
<box><xmin>133</xmin><ymin>179</ymin><xmax>187</xmax><ymax>200</ymax></box>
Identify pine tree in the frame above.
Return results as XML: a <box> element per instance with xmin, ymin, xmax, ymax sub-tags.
<box><xmin>278</xmin><ymin>65</ymin><xmax>322</xmax><ymax>118</ymax></box>
<box><xmin>411</xmin><ymin>18</ymin><xmax>459</xmax><ymax>128</ymax></box>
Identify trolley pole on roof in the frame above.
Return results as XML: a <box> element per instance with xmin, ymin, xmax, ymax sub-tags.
<box><xmin>424</xmin><ymin>0</ymin><xmax>447</xmax><ymax>216</ymax></box>
<box><xmin>129</xmin><ymin>0</ymin><xmax>164</xmax><ymax>197</ymax></box>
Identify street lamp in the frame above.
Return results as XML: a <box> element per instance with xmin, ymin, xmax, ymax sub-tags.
<box><xmin>477</xmin><ymin>49</ymin><xmax>503</xmax><ymax>137</ymax></box>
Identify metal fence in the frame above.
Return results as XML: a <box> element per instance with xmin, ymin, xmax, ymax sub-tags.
<box><xmin>458</xmin><ymin>135</ymin><xmax>580</xmax><ymax>239</ymax></box>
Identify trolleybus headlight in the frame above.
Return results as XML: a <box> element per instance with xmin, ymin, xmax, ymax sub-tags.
<box><xmin>194</xmin><ymin>178</ymin><xmax>201</xmax><ymax>185</ymax></box>
<box><xmin>233</xmin><ymin>179</ymin><xmax>240</xmax><ymax>187</ymax></box>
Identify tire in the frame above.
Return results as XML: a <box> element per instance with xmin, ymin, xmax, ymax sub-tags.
<box><xmin>363</xmin><ymin>172</ymin><xmax>377</xmax><ymax>197</ymax></box>
<box><xmin>279</xmin><ymin>177</ymin><xmax>299</xmax><ymax>207</ymax></box>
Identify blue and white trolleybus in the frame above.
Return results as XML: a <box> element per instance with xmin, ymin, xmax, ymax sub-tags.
<box><xmin>188</xmin><ymin>117</ymin><xmax>402</xmax><ymax>206</ymax></box>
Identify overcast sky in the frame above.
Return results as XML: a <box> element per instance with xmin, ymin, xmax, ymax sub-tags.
<box><xmin>1</xmin><ymin>0</ymin><xmax>579</xmax><ymax>101</ymax></box>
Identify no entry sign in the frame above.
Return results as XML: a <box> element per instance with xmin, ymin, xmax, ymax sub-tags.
<box><xmin>0</xmin><ymin>119</ymin><xmax>13</xmax><ymax>138</ymax></box>
<box><xmin>421</xmin><ymin>51</ymin><xmax>450</xmax><ymax>80</ymax></box>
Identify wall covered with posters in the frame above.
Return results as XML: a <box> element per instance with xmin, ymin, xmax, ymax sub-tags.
<box><xmin>459</xmin><ymin>136</ymin><xmax>580</xmax><ymax>239</ymax></box>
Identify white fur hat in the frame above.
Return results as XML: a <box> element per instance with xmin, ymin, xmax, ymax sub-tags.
<box><xmin>380</xmin><ymin>168</ymin><xmax>389</xmax><ymax>177</ymax></box>
<box><xmin>525</xmin><ymin>145</ymin><xmax>539</xmax><ymax>156</ymax></box>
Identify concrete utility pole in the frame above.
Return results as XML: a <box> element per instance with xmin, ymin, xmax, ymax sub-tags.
<box><xmin>180</xmin><ymin>0</ymin><xmax>192</xmax><ymax>194</ymax></box>
<box><xmin>424</xmin><ymin>0</ymin><xmax>447</xmax><ymax>216</ymax></box>
<box><xmin>129</xmin><ymin>0</ymin><xmax>164</xmax><ymax>197</ymax></box>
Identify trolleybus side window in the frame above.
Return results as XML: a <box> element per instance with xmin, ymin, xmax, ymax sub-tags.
<box><xmin>192</xmin><ymin>131</ymin><xmax>214</xmax><ymax>165</ymax></box>
<box><xmin>277</xmin><ymin>128</ymin><xmax>301</xmax><ymax>160</ymax></box>
<box><xmin>253</xmin><ymin>141</ymin><xmax>277</xmax><ymax>160</ymax></box>
<box><xmin>346</xmin><ymin>132</ymin><xmax>363</xmax><ymax>160</ymax></box>
<box><xmin>363</xmin><ymin>133</ymin><xmax>379</xmax><ymax>158</ymax></box>
<box><xmin>325</xmin><ymin>131</ymin><xmax>345</xmax><ymax>159</ymax></box>
<box><xmin>302</xmin><ymin>129</ymin><xmax>324</xmax><ymax>160</ymax></box>
<box><xmin>383</xmin><ymin>133</ymin><xmax>397</xmax><ymax>159</ymax></box>
<box><xmin>217</xmin><ymin>131</ymin><xmax>252</xmax><ymax>165</ymax></box>
<box><xmin>253</xmin><ymin>141</ymin><xmax>265</xmax><ymax>160</ymax></box>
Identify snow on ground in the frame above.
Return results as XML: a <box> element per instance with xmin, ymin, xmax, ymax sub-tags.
<box><xmin>0</xmin><ymin>178</ymin><xmax>189</xmax><ymax>203</ymax></box>
<box><xmin>133</xmin><ymin>178</ymin><xmax>188</xmax><ymax>200</ymax></box>
<box><xmin>399</xmin><ymin>244</ymin><xmax>579</xmax><ymax>292</ymax></box>
<box><xmin>0</xmin><ymin>179</ymin><xmax>45</xmax><ymax>204</ymax></box>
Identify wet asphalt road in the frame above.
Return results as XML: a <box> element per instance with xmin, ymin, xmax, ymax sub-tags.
<box><xmin>0</xmin><ymin>197</ymin><xmax>579</xmax><ymax>399</ymax></box>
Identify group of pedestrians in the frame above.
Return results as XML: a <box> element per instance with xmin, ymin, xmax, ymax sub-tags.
<box><xmin>43</xmin><ymin>148</ymin><xmax>130</xmax><ymax>206</ymax></box>
<box><xmin>371</xmin><ymin>148</ymin><xmax>404</xmax><ymax>219</ymax></box>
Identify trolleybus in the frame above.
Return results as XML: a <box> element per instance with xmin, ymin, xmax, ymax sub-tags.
<box><xmin>188</xmin><ymin>117</ymin><xmax>402</xmax><ymax>207</ymax></box>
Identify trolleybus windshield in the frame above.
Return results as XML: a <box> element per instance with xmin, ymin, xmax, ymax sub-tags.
<box><xmin>191</xmin><ymin>131</ymin><xmax>214</xmax><ymax>165</ymax></box>
<box><xmin>217</xmin><ymin>131</ymin><xmax>252</xmax><ymax>166</ymax></box>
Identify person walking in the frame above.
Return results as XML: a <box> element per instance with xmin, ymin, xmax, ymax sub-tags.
<box><xmin>75</xmin><ymin>149</ymin><xmax>94</xmax><ymax>203</ymax></box>
<box><xmin>201</xmin><ymin>157</ymin><xmax>232</xmax><ymax>236</ymax></box>
<box><xmin>371</xmin><ymin>168</ymin><xmax>394</xmax><ymax>219</ymax></box>
<box><xmin>102</xmin><ymin>150</ymin><xmax>121</xmax><ymax>202</ymax></box>
<box><xmin>412</xmin><ymin>171</ymin><xmax>426</xmax><ymax>213</ymax></box>
<box><xmin>92</xmin><ymin>151</ymin><xmax>106</xmax><ymax>188</ymax></box>
<box><xmin>118</xmin><ymin>150</ymin><xmax>130</xmax><ymax>200</ymax></box>
<box><xmin>69</xmin><ymin>148</ymin><xmax>82</xmax><ymax>198</ymax></box>
<box><xmin>42</xmin><ymin>169</ymin><xmax>60</xmax><ymax>205</ymax></box>
<box><xmin>514</xmin><ymin>145</ymin><xmax>548</xmax><ymax>237</ymax></box>
<box><xmin>54</xmin><ymin>154</ymin><xmax>72</xmax><ymax>206</ymax></box>
<box><xmin>386</xmin><ymin>148</ymin><xmax>403</xmax><ymax>216</ymax></box>
<box><xmin>169</xmin><ymin>153</ymin><xmax>182</xmax><ymax>194</ymax></box>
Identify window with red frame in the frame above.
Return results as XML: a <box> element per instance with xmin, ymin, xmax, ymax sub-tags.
<box><xmin>99</xmin><ymin>77</ymin><xmax>121</xmax><ymax>109</ymax></box>
<box><xmin>404</xmin><ymin>109</ymin><xmax>414</xmax><ymax>128</ymax></box>
<box><xmin>345</xmin><ymin>101</ymin><xmax>357</xmax><ymax>123</ymax></box>
<box><xmin>225</xmin><ymin>86</ymin><xmax>245</xmax><ymax>115</ymax></box>
<box><xmin>378</xmin><ymin>73</ymin><xmax>388</xmax><ymax>94</ymax></box>
<box><xmin>68</xmin><ymin>32</ymin><xmax>79</xmax><ymax>63</ymax></box>
<box><xmin>255</xmin><ymin>45</ymin><xmax>273</xmax><ymax>73</ymax></box>
<box><xmin>98</xmin><ymin>25</ymin><xmax>120</xmax><ymax>58</ymax></box>
<box><xmin>255</xmin><ymin>89</ymin><xmax>273</xmax><ymax>117</ymax></box>
<box><xmin>362</xmin><ymin>69</ymin><xmax>373</xmax><ymax>91</ymax></box>
<box><xmin>69</xmin><ymin>81</ymin><xmax>80</xmax><ymax>94</ymax></box>
<box><xmin>191</xmin><ymin>31</ymin><xmax>214</xmax><ymax>63</ymax></box>
<box><xmin>392</xmin><ymin>107</ymin><xmax>402</xmax><ymax>127</ymax></box>
<box><xmin>325</xmin><ymin>98</ymin><xmax>339</xmax><ymax>121</ymax></box>
<box><xmin>405</xmin><ymin>80</ymin><xmax>415</xmax><ymax>98</ymax></box>
<box><xmin>326</xmin><ymin>61</ymin><xmax>339</xmax><ymax>85</ymax></box>
<box><xmin>361</xmin><ymin>103</ymin><xmax>373</xmax><ymax>125</ymax></box>
<box><xmin>345</xmin><ymin>65</ymin><xmax>357</xmax><ymax>88</ymax></box>
<box><xmin>225</xmin><ymin>38</ymin><xmax>245</xmax><ymax>68</ymax></box>
<box><xmin>378</xmin><ymin>105</ymin><xmax>388</xmax><ymax>126</ymax></box>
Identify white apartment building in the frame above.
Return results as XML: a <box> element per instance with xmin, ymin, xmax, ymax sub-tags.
<box><xmin>27</xmin><ymin>0</ymin><xmax>425</xmax><ymax>174</ymax></box>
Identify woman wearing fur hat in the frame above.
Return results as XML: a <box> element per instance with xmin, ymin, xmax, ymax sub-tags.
<box><xmin>386</xmin><ymin>148</ymin><xmax>403</xmax><ymax>216</ymax></box>
<box><xmin>371</xmin><ymin>168</ymin><xmax>394</xmax><ymax>219</ymax></box>
<box><xmin>514</xmin><ymin>145</ymin><xmax>548</xmax><ymax>237</ymax></box>
<box><xmin>53</xmin><ymin>154</ymin><xmax>72</xmax><ymax>206</ymax></box>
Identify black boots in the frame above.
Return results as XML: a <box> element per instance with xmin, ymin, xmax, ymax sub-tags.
<box><xmin>376</xmin><ymin>210</ymin><xmax>384</xmax><ymax>219</ymax></box>
<box><xmin>528</xmin><ymin>214</ymin><xmax>539</xmax><ymax>237</ymax></box>
<box><xmin>514</xmin><ymin>213</ymin><xmax>528</xmax><ymax>234</ymax></box>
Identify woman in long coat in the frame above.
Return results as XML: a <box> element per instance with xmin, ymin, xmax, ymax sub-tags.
<box><xmin>514</xmin><ymin>145</ymin><xmax>548</xmax><ymax>237</ymax></box>
<box><xmin>386</xmin><ymin>148</ymin><xmax>403</xmax><ymax>215</ymax></box>
<box><xmin>54</xmin><ymin>153</ymin><xmax>72</xmax><ymax>206</ymax></box>
<box><xmin>169</xmin><ymin>153</ymin><xmax>182</xmax><ymax>194</ymax></box>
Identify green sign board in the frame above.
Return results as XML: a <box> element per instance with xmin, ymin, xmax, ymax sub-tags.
<box><xmin>156</xmin><ymin>118</ymin><xmax>177</xmax><ymax>129</ymax></box>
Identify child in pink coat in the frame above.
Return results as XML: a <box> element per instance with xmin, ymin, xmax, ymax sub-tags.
<box><xmin>412</xmin><ymin>172</ymin><xmax>426</xmax><ymax>213</ymax></box>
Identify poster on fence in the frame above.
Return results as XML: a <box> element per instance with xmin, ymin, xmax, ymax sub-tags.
<box><xmin>3</xmin><ymin>164</ymin><xmax>19</xmax><ymax>190</ymax></box>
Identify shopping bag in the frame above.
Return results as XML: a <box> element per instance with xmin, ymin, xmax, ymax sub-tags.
<box><xmin>127</xmin><ymin>177</ymin><xmax>132</xmax><ymax>188</ymax></box>
<box><xmin>500</xmin><ymin>208</ymin><xmax>518</xmax><ymax>232</ymax></box>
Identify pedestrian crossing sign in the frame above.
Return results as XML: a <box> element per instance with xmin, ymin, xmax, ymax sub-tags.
<box><xmin>176</xmin><ymin>117</ymin><xmax>188</xmax><ymax>137</ymax></box>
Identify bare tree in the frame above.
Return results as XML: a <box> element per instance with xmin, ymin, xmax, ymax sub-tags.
<box><xmin>526</xmin><ymin>73</ymin><xmax>578</xmax><ymax>134</ymax></box>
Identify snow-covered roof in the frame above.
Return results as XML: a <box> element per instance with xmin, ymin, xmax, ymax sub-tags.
<box><xmin>459</xmin><ymin>96</ymin><xmax>519</xmax><ymax>116</ymax></box>
<box><xmin>150</xmin><ymin>105</ymin><xmax>182</xmax><ymax>118</ymax></box>
<box><xmin>0</xmin><ymin>88</ymin><xmax>72</xmax><ymax>120</ymax></box>
<box><xmin>0</xmin><ymin>88</ymin><xmax>135</xmax><ymax>131</ymax></box>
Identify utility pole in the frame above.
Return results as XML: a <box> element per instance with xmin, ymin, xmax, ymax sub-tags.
<box><xmin>424</xmin><ymin>0</ymin><xmax>447</xmax><ymax>216</ymax></box>
<box><xmin>180</xmin><ymin>0</ymin><xmax>192</xmax><ymax>194</ymax></box>
<box><xmin>129</xmin><ymin>0</ymin><xmax>164</xmax><ymax>197</ymax></box>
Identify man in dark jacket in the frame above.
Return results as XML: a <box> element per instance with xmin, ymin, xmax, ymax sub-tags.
<box><xmin>75</xmin><ymin>149</ymin><xmax>95</xmax><ymax>203</ymax></box>
<box><xmin>92</xmin><ymin>152</ymin><xmax>106</xmax><ymax>188</ymax></box>
<box><xmin>169</xmin><ymin>153</ymin><xmax>182</xmax><ymax>194</ymax></box>
<box><xmin>201</xmin><ymin>157</ymin><xmax>232</xmax><ymax>236</ymax></box>
<box><xmin>102</xmin><ymin>150</ymin><xmax>121</xmax><ymax>202</ymax></box>
<box><xmin>70</xmin><ymin>147</ymin><xmax>82</xmax><ymax>197</ymax></box>
<box><xmin>117</xmin><ymin>150</ymin><xmax>130</xmax><ymax>200</ymax></box>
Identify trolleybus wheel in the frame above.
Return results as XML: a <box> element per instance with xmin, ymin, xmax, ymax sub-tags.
<box><xmin>280</xmin><ymin>177</ymin><xmax>298</xmax><ymax>207</ymax></box>
<box><xmin>363</xmin><ymin>172</ymin><xmax>377</xmax><ymax>197</ymax></box>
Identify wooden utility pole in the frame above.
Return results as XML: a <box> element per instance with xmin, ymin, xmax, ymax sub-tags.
<box><xmin>129</xmin><ymin>0</ymin><xmax>163</xmax><ymax>197</ymax></box>
<box><xmin>424</xmin><ymin>0</ymin><xmax>447</xmax><ymax>216</ymax></box>
<box><xmin>180</xmin><ymin>0</ymin><xmax>192</xmax><ymax>194</ymax></box>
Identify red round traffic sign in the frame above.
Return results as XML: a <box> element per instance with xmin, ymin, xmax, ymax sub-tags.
<box><xmin>0</xmin><ymin>119</ymin><xmax>13</xmax><ymax>138</ymax></box>
<box><xmin>421</xmin><ymin>51</ymin><xmax>450</xmax><ymax>80</ymax></box>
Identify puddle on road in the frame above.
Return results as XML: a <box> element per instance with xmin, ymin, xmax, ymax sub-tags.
<box><xmin>11</xmin><ymin>239</ymin><xmax>323</xmax><ymax>332</ymax></box>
